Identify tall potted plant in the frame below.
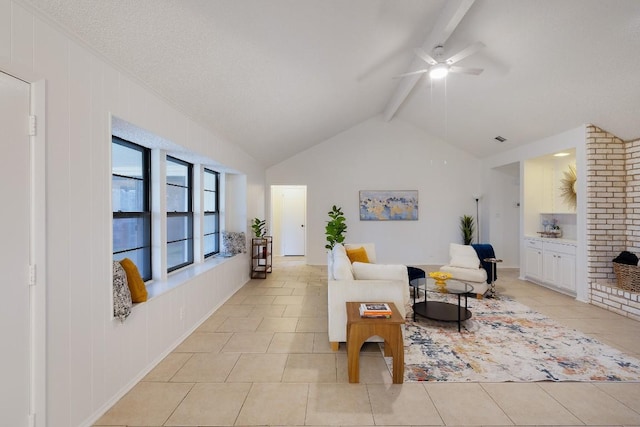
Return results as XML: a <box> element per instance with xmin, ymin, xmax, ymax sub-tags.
<box><xmin>325</xmin><ymin>205</ymin><xmax>347</xmax><ymax>250</ymax></box>
<box><xmin>460</xmin><ymin>215</ymin><xmax>475</xmax><ymax>245</ymax></box>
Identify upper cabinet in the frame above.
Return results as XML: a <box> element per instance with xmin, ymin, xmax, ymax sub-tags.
<box><xmin>524</xmin><ymin>149</ymin><xmax>577</xmax><ymax>240</ymax></box>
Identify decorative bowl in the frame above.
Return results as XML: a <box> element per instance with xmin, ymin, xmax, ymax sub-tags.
<box><xmin>429</xmin><ymin>271</ymin><xmax>452</xmax><ymax>288</ymax></box>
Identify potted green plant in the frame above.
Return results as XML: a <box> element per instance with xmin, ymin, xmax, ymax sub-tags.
<box><xmin>251</xmin><ymin>218</ymin><xmax>266</xmax><ymax>238</ymax></box>
<box><xmin>460</xmin><ymin>215</ymin><xmax>475</xmax><ymax>245</ymax></box>
<box><xmin>325</xmin><ymin>205</ymin><xmax>347</xmax><ymax>250</ymax></box>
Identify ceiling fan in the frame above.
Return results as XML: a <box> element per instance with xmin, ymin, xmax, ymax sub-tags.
<box><xmin>396</xmin><ymin>41</ymin><xmax>485</xmax><ymax>80</ymax></box>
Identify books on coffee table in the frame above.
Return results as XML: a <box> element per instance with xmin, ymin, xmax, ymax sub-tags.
<box><xmin>359</xmin><ymin>302</ymin><xmax>392</xmax><ymax>318</ymax></box>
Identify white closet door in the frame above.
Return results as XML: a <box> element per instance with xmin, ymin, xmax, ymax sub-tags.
<box><xmin>0</xmin><ymin>71</ymin><xmax>31</xmax><ymax>427</ymax></box>
<box><xmin>281</xmin><ymin>187</ymin><xmax>306</xmax><ymax>256</ymax></box>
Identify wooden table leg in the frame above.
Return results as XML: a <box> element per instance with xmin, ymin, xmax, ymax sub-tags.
<box><xmin>347</xmin><ymin>323</ymin><xmax>404</xmax><ymax>384</ymax></box>
<box><xmin>347</xmin><ymin>325</ymin><xmax>366</xmax><ymax>383</ymax></box>
<box><xmin>346</xmin><ymin>302</ymin><xmax>405</xmax><ymax>384</ymax></box>
<box><xmin>389</xmin><ymin>327</ymin><xmax>404</xmax><ymax>384</ymax></box>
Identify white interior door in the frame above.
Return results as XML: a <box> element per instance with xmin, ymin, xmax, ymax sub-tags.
<box><xmin>281</xmin><ymin>187</ymin><xmax>306</xmax><ymax>256</ymax></box>
<box><xmin>0</xmin><ymin>71</ymin><xmax>31</xmax><ymax>426</ymax></box>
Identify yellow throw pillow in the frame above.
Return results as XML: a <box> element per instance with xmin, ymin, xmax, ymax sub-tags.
<box><xmin>346</xmin><ymin>246</ymin><xmax>370</xmax><ymax>264</ymax></box>
<box><xmin>119</xmin><ymin>258</ymin><xmax>148</xmax><ymax>303</ymax></box>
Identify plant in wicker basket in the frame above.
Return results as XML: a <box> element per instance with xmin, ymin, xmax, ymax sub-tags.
<box><xmin>613</xmin><ymin>262</ymin><xmax>640</xmax><ymax>293</ymax></box>
<box><xmin>612</xmin><ymin>251</ymin><xmax>640</xmax><ymax>292</ymax></box>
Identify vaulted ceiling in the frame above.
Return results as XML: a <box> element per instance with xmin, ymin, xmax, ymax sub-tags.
<box><xmin>25</xmin><ymin>0</ymin><xmax>640</xmax><ymax>167</ymax></box>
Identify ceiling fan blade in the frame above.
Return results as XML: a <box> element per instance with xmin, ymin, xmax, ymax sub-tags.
<box><xmin>446</xmin><ymin>41</ymin><xmax>485</xmax><ymax>65</ymax></box>
<box><xmin>449</xmin><ymin>65</ymin><xmax>484</xmax><ymax>75</ymax></box>
<box><xmin>393</xmin><ymin>69</ymin><xmax>430</xmax><ymax>79</ymax></box>
<box><xmin>413</xmin><ymin>48</ymin><xmax>438</xmax><ymax>65</ymax></box>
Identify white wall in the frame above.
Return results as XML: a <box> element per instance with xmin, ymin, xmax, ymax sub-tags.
<box><xmin>267</xmin><ymin>115</ymin><xmax>482</xmax><ymax>266</ymax></box>
<box><xmin>0</xmin><ymin>1</ymin><xmax>265</xmax><ymax>426</ymax></box>
<box><xmin>267</xmin><ymin>116</ymin><xmax>587</xmax><ymax>283</ymax></box>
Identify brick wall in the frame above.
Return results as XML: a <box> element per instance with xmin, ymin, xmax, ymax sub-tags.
<box><xmin>586</xmin><ymin>124</ymin><xmax>640</xmax><ymax>320</ymax></box>
<box><xmin>628</xmin><ymin>140</ymin><xmax>640</xmax><ymax>246</ymax></box>
<box><xmin>591</xmin><ymin>283</ymin><xmax>640</xmax><ymax>321</ymax></box>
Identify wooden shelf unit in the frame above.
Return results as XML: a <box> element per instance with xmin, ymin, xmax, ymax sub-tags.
<box><xmin>251</xmin><ymin>236</ymin><xmax>272</xmax><ymax>278</ymax></box>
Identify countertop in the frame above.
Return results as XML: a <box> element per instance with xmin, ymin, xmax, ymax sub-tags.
<box><xmin>524</xmin><ymin>235</ymin><xmax>577</xmax><ymax>245</ymax></box>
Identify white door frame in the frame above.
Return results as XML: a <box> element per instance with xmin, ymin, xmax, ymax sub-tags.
<box><xmin>0</xmin><ymin>71</ymin><xmax>46</xmax><ymax>427</ymax></box>
<box><xmin>281</xmin><ymin>186</ymin><xmax>306</xmax><ymax>256</ymax></box>
<box><xmin>30</xmin><ymin>79</ymin><xmax>47</xmax><ymax>427</ymax></box>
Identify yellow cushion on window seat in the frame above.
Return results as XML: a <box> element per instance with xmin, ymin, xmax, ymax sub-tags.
<box><xmin>119</xmin><ymin>258</ymin><xmax>148</xmax><ymax>303</ymax></box>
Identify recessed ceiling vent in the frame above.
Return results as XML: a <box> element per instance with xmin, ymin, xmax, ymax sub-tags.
<box><xmin>494</xmin><ymin>136</ymin><xmax>507</xmax><ymax>143</ymax></box>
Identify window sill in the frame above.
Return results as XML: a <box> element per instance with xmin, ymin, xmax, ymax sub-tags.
<box><xmin>145</xmin><ymin>253</ymin><xmax>241</xmax><ymax>300</ymax></box>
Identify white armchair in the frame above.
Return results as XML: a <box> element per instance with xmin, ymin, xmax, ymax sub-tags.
<box><xmin>327</xmin><ymin>243</ymin><xmax>409</xmax><ymax>351</ymax></box>
<box><xmin>440</xmin><ymin>243</ymin><xmax>490</xmax><ymax>297</ymax></box>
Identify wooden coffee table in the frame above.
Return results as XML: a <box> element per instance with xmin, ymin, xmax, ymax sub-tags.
<box><xmin>345</xmin><ymin>302</ymin><xmax>405</xmax><ymax>384</ymax></box>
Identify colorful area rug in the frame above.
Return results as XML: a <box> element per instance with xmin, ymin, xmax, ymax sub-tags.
<box><xmin>384</xmin><ymin>296</ymin><xmax>640</xmax><ymax>382</ymax></box>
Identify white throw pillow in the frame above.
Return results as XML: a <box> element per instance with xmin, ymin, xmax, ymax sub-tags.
<box><xmin>352</xmin><ymin>262</ymin><xmax>406</xmax><ymax>281</ymax></box>
<box><xmin>332</xmin><ymin>245</ymin><xmax>354</xmax><ymax>280</ymax></box>
<box><xmin>449</xmin><ymin>243</ymin><xmax>481</xmax><ymax>270</ymax></box>
<box><xmin>333</xmin><ymin>243</ymin><xmax>347</xmax><ymax>257</ymax></box>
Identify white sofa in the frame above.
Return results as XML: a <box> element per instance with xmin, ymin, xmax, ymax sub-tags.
<box><xmin>327</xmin><ymin>243</ymin><xmax>409</xmax><ymax>351</ymax></box>
<box><xmin>439</xmin><ymin>243</ymin><xmax>489</xmax><ymax>297</ymax></box>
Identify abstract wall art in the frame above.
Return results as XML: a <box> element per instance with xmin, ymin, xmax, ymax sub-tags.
<box><xmin>359</xmin><ymin>190</ymin><xmax>418</xmax><ymax>221</ymax></box>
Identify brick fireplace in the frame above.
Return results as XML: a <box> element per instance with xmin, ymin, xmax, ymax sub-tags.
<box><xmin>586</xmin><ymin>124</ymin><xmax>640</xmax><ymax>320</ymax></box>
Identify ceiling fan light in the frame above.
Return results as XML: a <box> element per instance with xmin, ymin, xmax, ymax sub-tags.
<box><xmin>429</xmin><ymin>63</ymin><xmax>449</xmax><ymax>79</ymax></box>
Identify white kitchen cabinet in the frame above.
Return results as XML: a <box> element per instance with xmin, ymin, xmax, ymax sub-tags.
<box><xmin>542</xmin><ymin>250</ymin><xmax>557</xmax><ymax>283</ymax></box>
<box><xmin>557</xmin><ymin>252</ymin><xmax>576</xmax><ymax>291</ymax></box>
<box><xmin>542</xmin><ymin>241</ymin><xmax>576</xmax><ymax>292</ymax></box>
<box><xmin>524</xmin><ymin>238</ymin><xmax>576</xmax><ymax>294</ymax></box>
<box><xmin>524</xmin><ymin>238</ymin><xmax>543</xmax><ymax>281</ymax></box>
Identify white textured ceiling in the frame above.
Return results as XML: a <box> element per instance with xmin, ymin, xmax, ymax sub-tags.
<box><xmin>25</xmin><ymin>0</ymin><xmax>640</xmax><ymax>166</ymax></box>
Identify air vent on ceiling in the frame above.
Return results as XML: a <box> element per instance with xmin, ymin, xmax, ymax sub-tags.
<box><xmin>494</xmin><ymin>136</ymin><xmax>507</xmax><ymax>143</ymax></box>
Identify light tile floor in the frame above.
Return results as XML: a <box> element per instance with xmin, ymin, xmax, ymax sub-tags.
<box><xmin>95</xmin><ymin>257</ymin><xmax>640</xmax><ymax>426</ymax></box>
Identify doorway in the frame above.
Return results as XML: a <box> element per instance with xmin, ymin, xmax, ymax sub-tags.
<box><xmin>490</xmin><ymin>162</ymin><xmax>520</xmax><ymax>267</ymax></box>
<box><xmin>271</xmin><ymin>185</ymin><xmax>307</xmax><ymax>256</ymax></box>
<box><xmin>0</xmin><ymin>71</ymin><xmax>32</xmax><ymax>426</ymax></box>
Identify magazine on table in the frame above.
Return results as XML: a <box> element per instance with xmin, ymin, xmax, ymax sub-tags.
<box><xmin>359</xmin><ymin>302</ymin><xmax>392</xmax><ymax>318</ymax></box>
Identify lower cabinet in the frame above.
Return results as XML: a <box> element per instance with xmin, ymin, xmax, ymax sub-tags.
<box><xmin>524</xmin><ymin>238</ymin><xmax>576</xmax><ymax>293</ymax></box>
<box><xmin>556</xmin><ymin>251</ymin><xmax>576</xmax><ymax>291</ymax></box>
<box><xmin>525</xmin><ymin>239</ymin><xmax>543</xmax><ymax>281</ymax></box>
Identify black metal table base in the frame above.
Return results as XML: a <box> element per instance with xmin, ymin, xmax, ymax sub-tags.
<box><xmin>413</xmin><ymin>299</ymin><xmax>471</xmax><ymax>332</ymax></box>
<box><xmin>409</xmin><ymin>278</ymin><xmax>473</xmax><ymax>332</ymax></box>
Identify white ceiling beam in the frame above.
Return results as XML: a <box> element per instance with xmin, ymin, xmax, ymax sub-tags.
<box><xmin>383</xmin><ymin>0</ymin><xmax>476</xmax><ymax>121</ymax></box>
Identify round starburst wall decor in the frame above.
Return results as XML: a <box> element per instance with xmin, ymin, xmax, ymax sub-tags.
<box><xmin>559</xmin><ymin>164</ymin><xmax>577</xmax><ymax>210</ymax></box>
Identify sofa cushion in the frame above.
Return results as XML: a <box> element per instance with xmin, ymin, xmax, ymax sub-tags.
<box><xmin>332</xmin><ymin>245</ymin><xmax>354</xmax><ymax>280</ymax></box>
<box><xmin>345</xmin><ymin>243</ymin><xmax>377</xmax><ymax>263</ymax></box>
<box><xmin>440</xmin><ymin>264</ymin><xmax>487</xmax><ymax>283</ymax></box>
<box><xmin>352</xmin><ymin>262</ymin><xmax>406</xmax><ymax>281</ymax></box>
<box><xmin>449</xmin><ymin>243</ymin><xmax>481</xmax><ymax>269</ymax></box>
<box><xmin>333</xmin><ymin>243</ymin><xmax>347</xmax><ymax>257</ymax></box>
<box><xmin>346</xmin><ymin>246</ymin><xmax>369</xmax><ymax>263</ymax></box>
